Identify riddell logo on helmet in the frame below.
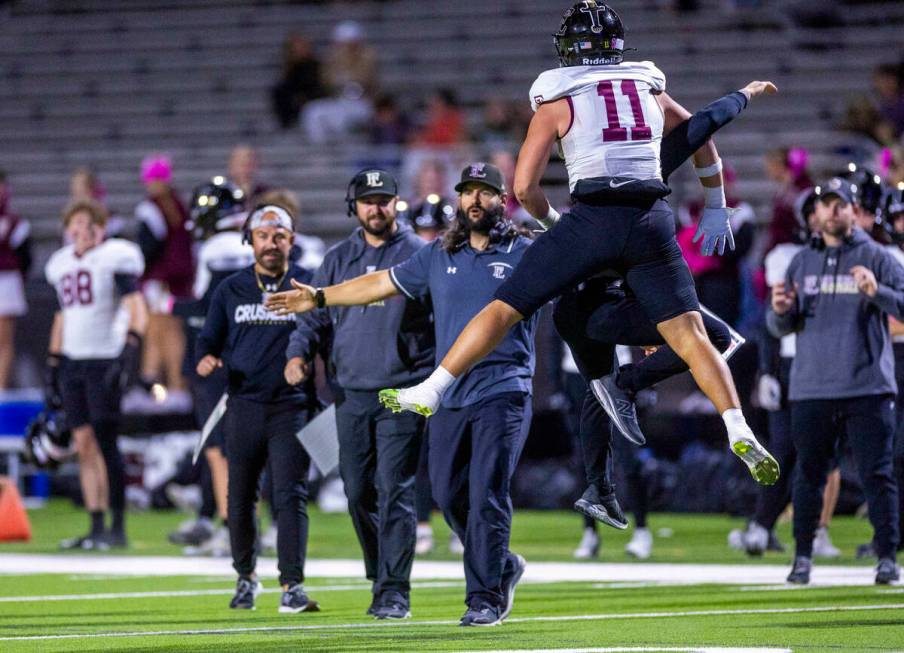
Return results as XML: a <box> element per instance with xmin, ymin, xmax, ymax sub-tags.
<box><xmin>582</xmin><ymin>56</ymin><xmax>618</xmax><ymax>65</ymax></box>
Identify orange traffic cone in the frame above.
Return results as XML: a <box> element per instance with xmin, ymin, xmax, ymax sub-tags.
<box><xmin>0</xmin><ymin>477</ymin><xmax>32</xmax><ymax>542</ymax></box>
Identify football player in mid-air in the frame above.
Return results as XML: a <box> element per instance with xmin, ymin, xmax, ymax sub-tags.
<box><xmin>378</xmin><ymin>1</ymin><xmax>779</xmax><ymax>489</ymax></box>
<box><xmin>45</xmin><ymin>199</ymin><xmax>147</xmax><ymax>550</ymax></box>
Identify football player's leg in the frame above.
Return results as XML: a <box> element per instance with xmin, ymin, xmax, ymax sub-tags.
<box><xmin>625</xmin><ymin>203</ymin><xmax>777</xmax><ymax>485</ymax></box>
<box><xmin>383</xmin><ymin>205</ymin><xmax>625</xmax><ymax>416</ymax></box>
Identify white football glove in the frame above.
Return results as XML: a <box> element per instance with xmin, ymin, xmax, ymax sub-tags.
<box><xmin>756</xmin><ymin>374</ymin><xmax>782</xmax><ymax>412</ymax></box>
<box><xmin>693</xmin><ymin>207</ymin><xmax>737</xmax><ymax>256</ymax></box>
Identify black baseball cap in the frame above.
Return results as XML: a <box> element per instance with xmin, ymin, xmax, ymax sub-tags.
<box><xmin>817</xmin><ymin>177</ymin><xmax>857</xmax><ymax>206</ymax></box>
<box><xmin>454</xmin><ymin>162</ymin><xmax>505</xmax><ymax>194</ymax></box>
<box><xmin>350</xmin><ymin>169</ymin><xmax>399</xmax><ymax>200</ymax></box>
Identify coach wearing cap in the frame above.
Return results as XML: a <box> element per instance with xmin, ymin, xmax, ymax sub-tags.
<box><xmin>269</xmin><ymin>163</ymin><xmax>534</xmax><ymax>626</ymax></box>
<box><xmin>195</xmin><ymin>204</ymin><xmax>320</xmax><ymax>613</ymax></box>
<box><xmin>767</xmin><ymin>178</ymin><xmax>904</xmax><ymax>586</ymax></box>
<box><xmin>284</xmin><ymin>169</ymin><xmax>433</xmax><ymax>620</ymax></box>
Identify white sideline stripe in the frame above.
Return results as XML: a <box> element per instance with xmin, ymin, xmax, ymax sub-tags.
<box><xmin>0</xmin><ymin>555</ymin><xmax>888</xmax><ymax>586</ymax></box>
<box><xmin>459</xmin><ymin>649</ymin><xmax>792</xmax><ymax>653</ymax></box>
<box><xmin>0</xmin><ymin>581</ymin><xmax>465</xmax><ymax>604</ymax></box>
<box><xmin>0</xmin><ymin>602</ymin><xmax>902</xmax><ymax>642</ymax></box>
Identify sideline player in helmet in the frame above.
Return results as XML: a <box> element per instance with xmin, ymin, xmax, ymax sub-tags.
<box><xmin>378</xmin><ymin>2</ymin><xmax>779</xmax><ymax>488</ymax></box>
<box><xmin>45</xmin><ymin>199</ymin><xmax>147</xmax><ymax>549</ymax></box>
<box><xmin>843</xmin><ymin>163</ymin><xmax>889</xmax><ymax>244</ymax></box>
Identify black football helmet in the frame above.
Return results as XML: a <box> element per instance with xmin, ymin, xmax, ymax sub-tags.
<box><xmin>841</xmin><ymin>163</ymin><xmax>885</xmax><ymax>217</ymax></box>
<box><xmin>554</xmin><ymin>1</ymin><xmax>625</xmax><ymax>67</ymax></box>
<box><xmin>793</xmin><ymin>187</ymin><xmax>819</xmax><ymax>243</ymax></box>
<box><xmin>188</xmin><ymin>177</ymin><xmax>246</xmax><ymax>240</ymax></box>
<box><xmin>881</xmin><ymin>186</ymin><xmax>904</xmax><ymax>244</ymax></box>
<box><xmin>23</xmin><ymin>409</ymin><xmax>75</xmax><ymax>470</ymax></box>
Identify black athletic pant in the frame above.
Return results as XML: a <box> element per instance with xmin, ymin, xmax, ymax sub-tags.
<box><xmin>414</xmin><ymin>432</ymin><xmax>433</xmax><ymax>523</ymax></box>
<box><xmin>791</xmin><ymin>395</ymin><xmax>899</xmax><ymax>559</ymax></box>
<box><xmin>895</xmin><ymin>343</ymin><xmax>904</xmax><ymax>548</ymax></box>
<box><xmin>335</xmin><ymin>388</ymin><xmax>424</xmax><ymax>597</ymax></box>
<box><xmin>223</xmin><ymin>396</ymin><xmax>312</xmax><ymax>586</ymax></box>
<box><xmin>429</xmin><ymin>392</ymin><xmax>531</xmax><ymax>609</ymax></box>
<box><xmin>553</xmin><ymin>282</ymin><xmax>732</xmax><ymax>492</ymax></box>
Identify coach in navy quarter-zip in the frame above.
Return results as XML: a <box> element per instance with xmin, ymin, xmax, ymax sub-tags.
<box><xmin>195</xmin><ymin>205</ymin><xmax>319</xmax><ymax>613</ymax></box>
<box><xmin>265</xmin><ymin>163</ymin><xmax>535</xmax><ymax>627</ymax></box>
<box><xmin>767</xmin><ymin>179</ymin><xmax>904</xmax><ymax>586</ymax></box>
<box><xmin>284</xmin><ymin>170</ymin><xmax>433</xmax><ymax>620</ymax></box>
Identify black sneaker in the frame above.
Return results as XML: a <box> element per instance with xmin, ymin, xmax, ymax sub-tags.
<box><xmin>500</xmin><ymin>553</ymin><xmax>526</xmax><ymax>621</ymax></box>
<box><xmin>373</xmin><ymin>591</ymin><xmax>410</xmax><ymax>620</ymax></box>
<box><xmin>59</xmin><ymin>533</ymin><xmax>110</xmax><ymax>551</ymax></box>
<box><xmin>573</xmin><ymin>486</ymin><xmax>628</xmax><ymax>530</ymax></box>
<box><xmin>105</xmin><ymin>530</ymin><xmax>128</xmax><ymax>549</ymax></box>
<box><xmin>366</xmin><ymin>592</ymin><xmax>380</xmax><ymax>617</ymax></box>
<box><xmin>856</xmin><ymin>541</ymin><xmax>877</xmax><ymax>560</ymax></box>
<box><xmin>460</xmin><ymin>602</ymin><xmax>502</xmax><ymax>627</ymax></box>
<box><xmin>786</xmin><ymin>556</ymin><xmax>811</xmax><ymax>585</ymax></box>
<box><xmin>279</xmin><ymin>583</ymin><xmax>320</xmax><ymax>613</ymax></box>
<box><xmin>590</xmin><ymin>372</ymin><xmax>645</xmax><ymax>445</ymax></box>
<box><xmin>229</xmin><ymin>576</ymin><xmax>262</xmax><ymax>610</ymax></box>
<box><xmin>875</xmin><ymin>558</ymin><xmax>900</xmax><ymax>585</ymax></box>
<box><xmin>168</xmin><ymin>519</ymin><xmax>214</xmax><ymax>546</ymax></box>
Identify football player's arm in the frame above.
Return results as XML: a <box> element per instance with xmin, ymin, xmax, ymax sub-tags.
<box><xmin>514</xmin><ymin>99</ymin><xmax>570</xmax><ymax>228</ymax></box>
<box><xmin>196</xmin><ymin>286</ymin><xmax>228</xmax><ymax>377</ymax></box>
<box><xmin>267</xmin><ymin>270</ymin><xmax>399</xmax><ymax>316</ymax></box>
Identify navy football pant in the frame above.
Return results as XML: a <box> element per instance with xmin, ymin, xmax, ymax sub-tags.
<box><xmin>335</xmin><ymin>389</ymin><xmax>424</xmax><ymax>597</ymax></box>
<box><xmin>429</xmin><ymin>392</ymin><xmax>531</xmax><ymax>608</ymax></box>
<box><xmin>224</xmin><ymin>396</ymin><xmax>312</xmax><ymax>585</ymax></box>
<box><xmin>496</xmin><ymin>198</ymin><xmax>699</xmax><ymax>324</ymax></box>
<box><xmin>791</xmin><ymin>395</ymin><xmax>899</xmax><ymax>559</ymax></box>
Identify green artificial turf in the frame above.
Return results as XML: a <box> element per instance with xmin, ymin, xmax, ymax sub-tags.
<box><xmin>1</xmin><ymin>502</ymin><xmax>902</xmax><ymax>651</ymax></box>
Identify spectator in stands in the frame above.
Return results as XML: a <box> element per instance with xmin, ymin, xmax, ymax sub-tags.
<box><xmin>477</xmin><ymin>98</ymin><xmax>521</xmax><ymax>149</ymax></box>
<box><xmin>0</xmin><ymin>171</ymin><xmax>30</xmax><ymax>389</ymax></box>
<box><xmin>302</xmin><ymin>21</ymin><xmax>379</xmax><ymax>144</ymax></box>
<box><xmin>677</xmin><ymin>164</ymin><xmax>756</xmax><ymax>327</ymax></box>
<box><xmin>764</xmin><ymin>147</ymin><xmax>813</xmax><ymax>255</ymax></box>
<box><xmin>841</xmin><ymin>64</ymin><xmax>904</xmax><ymax>146</ymax></box>
<box><xmin>271</xmin><ymin>33</ymin><xmax>324</xmax><ymax>130</ymax></box>
<box><xmin>134</xmin><ymin>154</ymin><xmax>193</xmax><ymax>412</ymax></box>
<box><xmin>228</xmin><ymin>145</ymin><xmax>269</xmax><ymax>206</ymax></box>
<box><xmin>411</xmin><ymin>89</ymin><xmax>467</xmax><ymax>147</ymax></box>
<box><xmin>370</xmin><ymin>95</ymin><xmax>411</xmax><ymax>146</ymax></box>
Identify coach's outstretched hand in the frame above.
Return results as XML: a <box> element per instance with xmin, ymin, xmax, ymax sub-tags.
<box><xmin>740</xmin><ymin>80</ymin><xmax>778</xmax><ymax>99</ymax></box>
<box><xmin>266</xmin><ymin>279</ymin><xmax>317</xmax><ymax>315</ymax></box>
<box><xmin>694</xmin><ymin>207</ymin><xmax>737</xmax><ymax>256</ymax></box>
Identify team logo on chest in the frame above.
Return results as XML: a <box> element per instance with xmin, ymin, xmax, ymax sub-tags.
<box><xmin>488</xmin><ymin>262</ymin><xmax>513</xmax><ymax>280</ymax></box>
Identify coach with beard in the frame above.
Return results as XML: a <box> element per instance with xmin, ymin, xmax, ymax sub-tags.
<box><xmin>768</xmin><ymin>178</ymin><xmax>904</xmax><ymax>586</ymax></box>
<box><xmin>283</xmin><ymin>169</ymin><xmax>434</xmax><ymax>620</ymax></box>
<box><xmin>268</xmin><ymin>163</ymin><xmax>534</xmax><ymax>626</ymax></box>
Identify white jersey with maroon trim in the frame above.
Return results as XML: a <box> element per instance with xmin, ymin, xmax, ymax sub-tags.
<box><xmin>45</xmin><ymin>238</ymin><xmax>145</xmax><ymax>360</ymax></box>
<box><xmin>529</xmin><ymin>61</ymin><xmax>666</xmax><ymax>191</ymax></box>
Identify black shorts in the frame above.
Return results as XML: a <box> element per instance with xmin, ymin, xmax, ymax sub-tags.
<box><xmin>59</xmin><ymin>358</ymin><xmax>122</xmax><ymax>428</ymax></box>
<box><xmin>495</xmin><ymin>198</ymin><xmax>699</xmax><ymax>323</ymax></box>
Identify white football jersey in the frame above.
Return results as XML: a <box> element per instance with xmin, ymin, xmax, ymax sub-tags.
<box><xmin>45</xmin><ymin>238</ymin><xmax>145</xmax><ymax>360</ymax></box>
<box><xmin>764</xmin><ymin>242</ymin><xmax>803</xmax><ymax>359</ymax></box>
<box><xmin>529</xmin><ymin>61</ymin><xmax>666</xmax><ymax>191</ymax></box>
<box><xmin>193</xmin><ymin>231</ymin><xmax>254</xmax><ymax>299</ymax></box>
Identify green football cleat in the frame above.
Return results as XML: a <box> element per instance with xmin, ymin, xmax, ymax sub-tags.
<box><xmin>732</xmin><ymin>439</ymin><xmax>780</xmax><ymax>486</ymax></box>
<box><xmin>378</xmin><ymin>388</ymin><xmax>434</xmax><ymax>417</ymax></box>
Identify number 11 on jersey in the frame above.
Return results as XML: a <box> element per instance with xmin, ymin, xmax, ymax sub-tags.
<box><xmin>597</xmin><ymin>80</ymin><xmax>652</xmax><ymax>143</ymax></box>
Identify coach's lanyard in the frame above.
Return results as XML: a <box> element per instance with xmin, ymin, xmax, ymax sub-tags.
<box><xmin>255</xmin><ymin>266</ymin><xmax>288</xmax><ymax>303</ymax></box>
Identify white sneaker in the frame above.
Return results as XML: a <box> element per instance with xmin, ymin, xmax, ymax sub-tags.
<box><xmin>742</xmin><ymin>521</ymin><xmax>769</xmax><ymax>556</ymax></box>
<box><xmin>165</xmin><ymin>484</ymin><xmax>202</xmax><ymax>513</ymax></box>
<box><xmin>448</xmin><ymin>531</ymin><xmax>464</xmax><ymax>554</ymax></box>
<box><xmin>379</xmin><ymin>385</ymin><xmax>440</xmax><ymax>417</ymax></box>
<box><xmin>415</xmin><ymin>523</ymin><xmax>434</xmax><ymax>555</ymax></box>
<box><xmin>573</xmin><ymin>527</ymin><xmax>600</xmax><ymax>559</ymax></box>
<box><xmin>812</xmin><ymin>526</ymin><xmax>841</xmax><ymax>558</ymax></box>
<box><xmin>261</xmin><ymin>525</ymin><xmax>277</xmax><ymax>555</ymax></box>
<box><xmin>184</xmin><ymin>526</ymin><xmax>230</xmax><ymax>557</ymax></box>
<box><xmin>625</xmin><ymin>527</ymin><xmax>652</xmax><ymax>560</ymax></box>
<box><xmin>317</xmin><ymin>476</ymin><xmax>348</xmax><ymax>514</ymax></box>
